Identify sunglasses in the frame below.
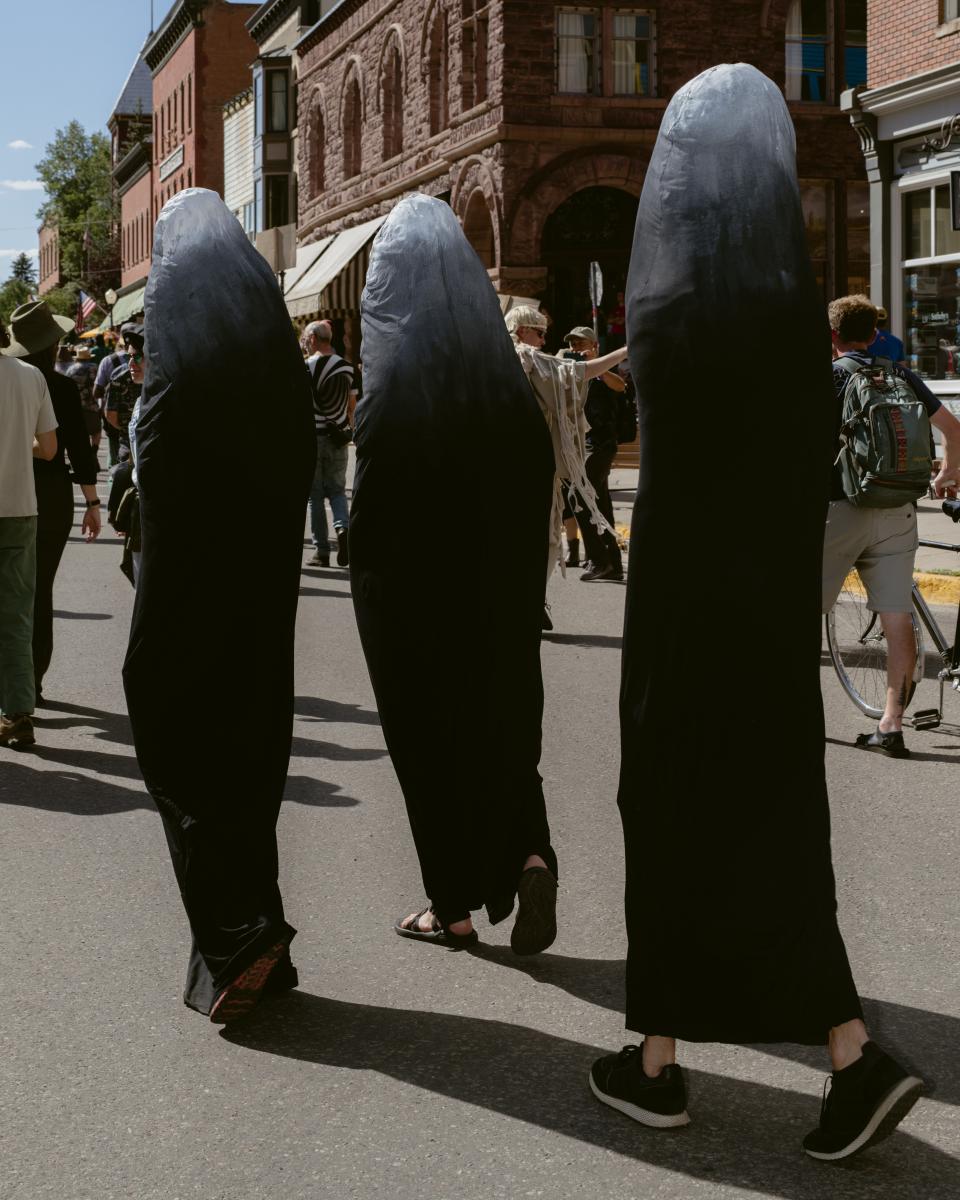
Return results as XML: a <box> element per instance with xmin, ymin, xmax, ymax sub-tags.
<box><xmin>130</xmin><ymin>350</ymin><xmax>144</xmax><ymax>363</ymax></box>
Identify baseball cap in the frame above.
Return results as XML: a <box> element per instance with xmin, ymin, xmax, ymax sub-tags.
<box><xmin>563</xmin><ymin>326</ymin><xmax>598</xmax><ymax>345</ymax></box>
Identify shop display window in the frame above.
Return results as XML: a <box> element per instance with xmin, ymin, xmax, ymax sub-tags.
<box><xmin>903</xmin><ymin>183</ymin><xmax>960</xmax><ymax>379</ymax></box>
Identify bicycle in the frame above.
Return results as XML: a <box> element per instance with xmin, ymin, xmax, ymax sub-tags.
<box><xmin>825</xmin><ymin>499</ymin><xmax>960</xmax><ymax>730</ymax></box>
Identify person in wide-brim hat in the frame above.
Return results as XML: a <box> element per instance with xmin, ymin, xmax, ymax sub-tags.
<box><xmin>2</xmin><ymin>301</ymin><xmax>74</xmax><ymax>359</ymax></box>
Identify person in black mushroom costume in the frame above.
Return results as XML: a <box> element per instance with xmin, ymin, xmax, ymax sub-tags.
<box><xmin>588</xmin><ymin>64</ymin><xmax>923</xmax><ymax>1164</ymax></box>
<box><xmin>123</xmin><ymin>189</ymin><xmax>315</xmax><ymax>1024</ymax></box>
<box><xmin>351</xmin><ymin>194</ymin><xmax>561</xmax><ymax>954</ymax></box>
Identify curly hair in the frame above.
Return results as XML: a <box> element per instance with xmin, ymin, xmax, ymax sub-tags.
<box><xmin>828</xmin><ymin>294</ymin><xmax>878</xmax><ymax>344</ymax></box>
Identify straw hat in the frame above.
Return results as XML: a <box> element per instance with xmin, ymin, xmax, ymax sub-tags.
<box><xmin>2</xmin><ymin>300</ymin><xmax>74</xmax><ymax>358</ymax></box>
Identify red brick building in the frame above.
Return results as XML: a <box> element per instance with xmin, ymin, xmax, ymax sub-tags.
<box><xmin>294</xmin><ymin>0</ymin><xmax>870</xmax><ymax>344</ymax></box>
<box><xmin>37</xmin><ymin>222</ymin><xmax>61</xmax><ymax>295</ymax></box>
<box><xmin>844</xmin><ymin>0</ymin><xmax>960</xmax><ymax>403</ymax></box>
<box><xmin>144</xmin><ymin>0</ymin><xmax>258</xmax><ymax>216</ymax></box>
<box><xmin>109</xmin><ymin>53</ymin><xmax>154</xmax><ymax>292</ymax></box>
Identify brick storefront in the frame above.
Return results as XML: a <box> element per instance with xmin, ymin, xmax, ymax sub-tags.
<box><xmin>144</xmin><ymin>0</ymin><xmax>258</xmax><ymax>223</ymax></box>
<box><xmin>296</xmin><ymin>0</ymin><xmax>869</xmax><ymax>344</ymax></box>
<box><xmin>844</xmin><ymin>0</ymin><xmax>960</xmax><ymax>407</ymax></box>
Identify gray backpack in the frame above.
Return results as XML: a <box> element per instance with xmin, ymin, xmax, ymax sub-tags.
<box><xmin>834</xmin><ymin>355</ymin><xmax>932</xmax><ymax>508</ymax></box>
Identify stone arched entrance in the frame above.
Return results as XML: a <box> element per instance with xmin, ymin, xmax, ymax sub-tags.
<box><xmin>540</xmin><ymin>186</ymin><xmax>638</xmax><ymax>351</ymax></box>
<box><xmin>462</xmin><ymin>189</ymin><xmax>496</xmax><ymax>269</ymax></box>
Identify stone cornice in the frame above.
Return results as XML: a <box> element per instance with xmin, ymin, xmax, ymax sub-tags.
<box><xmin>114</xmin><ymin>138</ymin><xmax>152</xmax><ymax>189</ymax></box>
<box><xmin>144</xmin><ymin>0</ymin><xmax>207</xmax><ymax>74</ymax></box>
<box><xmin>295</xmin><ymin>0</ymin><xmax>360</xmax><ymax>54</ymax></box>
<box><xmin>223</xmin><ymin>86</ymin><xmax>254</xmax><ymax>116</ymax></box>
<box><xmin>856</xmin><ymin>61</ymin><xmax>960</xmax><ymax>119</ymax></box>
<box><xmin>247</xmin><ymin>0</ymin><xmax>299</xmax><ymax>43</ymax></box>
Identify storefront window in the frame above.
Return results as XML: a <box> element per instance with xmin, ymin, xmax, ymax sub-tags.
<box><xmin>846</xmin><ymin>181</ymin><xmax>870</xmax><ymax>294</ymax></box>
<box><xmin>785</xmin><ymin>0</ymin><xmax>829</xmax><ymax>102</ymax></box>
<box><xmin>612</xmin><ymin>12</ymin><xmax>653</xmax><ymax>96</ymax></box>
<box><xmin>801</xmin><ymin>179</ymin><xmax>830</xmax><ymax>297</ymax></box>
<box><xmin>903</xmin><ymin>184</ymin><xmax>960</xmax><ymax>379</ymax></box>
<box><xmin>557</xmin><ymin>9</ymin><xmax>600</xmax><ymax>94</ymax></box>
<box><xmin>844</xmin><ymin>0</ymin><xmax>867</xmax><ymax>91</ymax></box>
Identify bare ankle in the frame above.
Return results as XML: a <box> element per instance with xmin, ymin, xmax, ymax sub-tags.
<box><xmin>829</xmin><ymin>1019</ymin><xmax>869</xmax><ymax>1071</ymax></box>
<box><xmin>642</xmin><ymin>1036</ymin><xmax>677</xmax><ymax>1078</ymax></box>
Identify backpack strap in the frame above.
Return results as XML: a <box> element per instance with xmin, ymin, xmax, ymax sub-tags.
<box><xmin>834</xmin><ymin>354</ymin><xmax>869</xmax><ymax>375</ymax></box>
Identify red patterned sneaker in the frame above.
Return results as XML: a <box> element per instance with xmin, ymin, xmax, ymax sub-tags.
<box><xmin>209</xmin><ymin>939</ymin><xmax>290</xmax><ymax>1025</ymax></box>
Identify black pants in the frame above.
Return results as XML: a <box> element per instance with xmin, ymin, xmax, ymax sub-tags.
<box><xmin>33</xmin><ymin>473</ymin><xmax>73</xmax><ymax>693</ymax></box>
<box><xmin>574</xmin><ymin>446</ymin><xmax>622</xmax><ymax>572</ymax></box>
<box><xmin>104</xmin><ymin>424</ymin><xmax>120</xmax><ymax>467</ymax></box>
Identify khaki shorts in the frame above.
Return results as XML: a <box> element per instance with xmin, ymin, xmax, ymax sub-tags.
<box><xmin>821</xmin><ymin>500</ymin><xmax>918</xmax><ymax>614</ymax></box>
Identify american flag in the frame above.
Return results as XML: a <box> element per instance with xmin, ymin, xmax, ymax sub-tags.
<box><xmin>76</xmin><ymin>289</ymin><xmax>98</xmax><ymax>333</ymax></box>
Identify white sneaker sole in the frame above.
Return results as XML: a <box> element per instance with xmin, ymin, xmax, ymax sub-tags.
<box><xmin>803</xmin><ymin>1075</ymin><xmax>923</xmax><ymax>1161</ymax></box>
<box><xmin>589</xmin><ymin>1070</ymin><xmax>691</xmax><ymax>1128</ymax></box>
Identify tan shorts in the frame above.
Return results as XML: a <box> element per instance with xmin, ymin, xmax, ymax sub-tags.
<box><xmin>821</xmin><ymin>500</ymin><xmax>918</xmax><ymax>614</ymax></box>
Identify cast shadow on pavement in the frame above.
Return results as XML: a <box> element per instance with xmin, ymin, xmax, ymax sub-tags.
<box><xmin>35</xmin><ymin>700</ymin><xmax>135</xmax><ymax>747</ymax></box>
<box><xmin>0</xmin><ymin>761</ymin><xmax>151</xmax><ymax>814</ymax></box>
<box><xmin>465</xmin><ymin>947</ymin><xmax>959</xmax><ymax>1107</ymax></box>
<box><xmin>299</xmin><ymin>585</ymin><xmax>352</xmax><ymax>599</ymax></box>
<box><xmin>223</xmin><ymin>993</ymin><xmax>957</xmax><ymax>1199</ymax></box>
<box><xmin>824</xmin><ymin>736</ymin><xmax>960</xmax><ymax>764</ymax></box>
<box><xmin>541</xmin><ymin>632</ymin><xmax>623</xmax><ymax>650</ymax></box>
<box><xmin>290</xmin><ymin>735</ymin><xmax>386</xmax><ymax>762</ymax></box>
<box><xmin>294</xmin><ymin>696</ymin><xmax>381</xmax><ymax>726</ymax></box>
<box><xmin>52</xmin><ymin>610</ymin><xmax>113</xmax><ymax>620</ymax></box>
<box><xmin>283</xmin><ymin>774</ymin><xmax>359</xmax><ymax>807</ymax></box>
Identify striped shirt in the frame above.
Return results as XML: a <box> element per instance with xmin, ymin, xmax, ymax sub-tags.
<box><xmin>307</xmin><ymin>352</ymin><xmax>354</xmax><ymax>435</ymax></box>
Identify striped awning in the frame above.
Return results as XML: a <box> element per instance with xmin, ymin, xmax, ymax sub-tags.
<box><xmin>285</xmin><ymin>215</ymin><xmax>386</xmax><ymax>320</ymax></box>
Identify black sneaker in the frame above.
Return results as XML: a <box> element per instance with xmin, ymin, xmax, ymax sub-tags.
<box><xmin>803</xmin><ymin>1042</ymin><xmax>922</xmax><ymax>1162</ymax></box>
<box><xmin>307</xmin><ymin>551</ymin><xmax>329</xmax><ymax>567</ymax></box>
<box><xmin>581</xmin><ymin>564</ymin><xmax>621</xmax><ymax>583</ymax></box>
<box><xmin>336</xmin><ymin>529</ymin><xmax>349</xmax><ymax>568</ymax></box>
<box><xmin>590</xmin><ymin>1044</ymin><xmax>690</xmax><ymax>1128</ymax></box>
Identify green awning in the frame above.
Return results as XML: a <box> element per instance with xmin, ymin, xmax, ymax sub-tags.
<box><xmin>110</xmin><ymin>285</ymin><xmax>146</xmax><ymax>326</ymax></box>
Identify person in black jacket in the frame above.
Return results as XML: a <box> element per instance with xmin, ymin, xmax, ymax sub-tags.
<box><xmin>17</xmin><ymin>313</ymin><xmax>102</xmax><ymax>702</ymax></box>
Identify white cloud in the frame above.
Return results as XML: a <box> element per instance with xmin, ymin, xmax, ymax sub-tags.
<box><xmin>0</xmin><ymin>248</ymin><xmax>38</xmax><ymax>258</ymax></box>
<box><xmin>7</xmin><ymin>139</ymin><xmax>33</xmax><ymax>151</ymax></box>
<box><xmin>1</xmin><ymin>179</ymin><xmax>42</xmax><ymax>191</ymax></box>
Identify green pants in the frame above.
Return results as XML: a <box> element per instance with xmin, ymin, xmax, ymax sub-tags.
<box><xmin>0</xmin><ymin>516</ymin><xmax>37</xmax><ymax>717</ymax></box>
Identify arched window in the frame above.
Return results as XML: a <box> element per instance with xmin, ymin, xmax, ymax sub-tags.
<box><xmin>427</xmin><ymin>7</ymin><xmax>448</xmax><ymax>136</ymax></box>
<box><xmin>461</xmin><ymin>0</ymin><xmax>489</xmax><ymax>109</ymax></box>
<box><xmin>343</xmin><ymin>72</ymin><xmax>362</xmax><ymax>179</ymax></box>
<box><xmin>462</xmin><ymin>189</ymin><xmax>495</xmax><ymax>269</ymax></box>
<box><xmin>382</xmin><ymin>42</ymin><xmax>403</xmax><ymax>160</ymax></box>
<box><xmin>308</xmin><ymin>93</ymin><xmax>325</xmax><ymax>193</ymax></box>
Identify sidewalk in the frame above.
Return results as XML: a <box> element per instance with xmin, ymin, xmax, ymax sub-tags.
<box><xmin>609</xmin><ymin>470</ymin><xmax>960</xmax><ymax>600</ymax></box>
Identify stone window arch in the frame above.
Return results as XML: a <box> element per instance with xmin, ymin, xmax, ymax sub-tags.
<box><xmin>307</xmin><ymin>88</ymin><xmax>326</xmax><ymax>193</ymax></box>
<box><xmin>381</xmin><ymin>35</ymin><xmax>404</xmax><ymax>160</ymax></box>
<box><xmin>342</xmin><ymin>67</ymin><xmax>363</xmax><ymax>180</ymax></box>
<box><xmin>462</xmin><ymin>188</ymin><xmax>496</xmax><ymax>269</ymax></box>
<box><xmin>425</xmin><ymin>3</ymin><xmax>449</xmax><ymax>136</ymax></box>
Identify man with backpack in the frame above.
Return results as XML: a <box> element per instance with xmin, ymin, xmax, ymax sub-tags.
<box><xmin>825</xmin><ymin>295</ymin><xmax>960</xmax><ymax>757</ymax></box>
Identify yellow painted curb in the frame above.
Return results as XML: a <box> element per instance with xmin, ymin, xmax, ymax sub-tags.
<box><xmin>840</xmin><ymin>570</ymin><xmax>959</xmax><ymax>605</ymax></box>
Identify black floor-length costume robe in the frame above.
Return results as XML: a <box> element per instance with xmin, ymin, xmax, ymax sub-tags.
<box><xmin>351</xmin><ymin>195</ymin><xmax>557</xmax><ymax>926</ymax></box>
<box><xmin>619</xmin><ymin>64</ymin><xmax>863</xmax><ymax>1044</ymax></box>
<box><xmin>123</xmin><ymin>189</ymin><xmax>315</xmax><ymax>1014</ymax></box>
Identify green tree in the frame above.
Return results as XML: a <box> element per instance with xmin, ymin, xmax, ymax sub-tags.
<box><xmin>0</xmin><ymin>278</ymin><xmax>31</xmax><ymax>325</ymax></box>
<box><xmin>9</xmin><ymin>252</ymin><xmax>37</xmax><ymax>286</ymax></box>
<box><xmin>35</xmin><ymin>120</ymin><xmax>118</xmax><ymax>300</ymax></box>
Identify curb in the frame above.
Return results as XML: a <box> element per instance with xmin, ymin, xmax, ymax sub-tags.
<box><xmin>614</xmin><ymin>526</ymin><xmax>960</xmax><ymax>606</ymax></box>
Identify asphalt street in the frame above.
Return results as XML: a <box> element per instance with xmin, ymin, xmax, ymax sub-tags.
<box><xmin>2</xmin><ymin>465</ymin><xmax>958</xmax><ymax>1200</ymax></box>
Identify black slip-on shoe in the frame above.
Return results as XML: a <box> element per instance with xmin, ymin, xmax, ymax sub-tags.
<box><xmin>307</xmin><ymin>552</ymin><xmax>329</xmax><ymax>567</ymax></box>
<box><xmin>510</xmin><ymin>865</ymin><xmax>558</xmax><ymax>955</ymax></box>
<box><xmin>590</xmin><ymin>1044</ymin><xmax>690</xmax><ymax>1129</ymax></box>
<box><xmin>855</xmin><ymin>729</ymin><xmax>910</xmax><ymax>759</ymax></box>
<box><xmin>581</xmin><ymin>564</ymin><xmax>620</xmax><ymax>582</ymax></box>
<box><xmin>803</xmin><ymin>1041</ymin><xmax>922</xmax><ymax>1161</ymax></box>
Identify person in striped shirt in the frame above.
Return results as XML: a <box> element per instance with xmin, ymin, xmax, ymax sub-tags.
<box><xmin>303</xmin><ymin>320</ymin><xmax>356</xmax><ymax>568</ymax></box>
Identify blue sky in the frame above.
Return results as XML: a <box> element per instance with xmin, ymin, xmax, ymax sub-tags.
<box><xmin>0</xmin><ymin>1</ymin><xmax>155</xmax><ymax>274</ymax></box>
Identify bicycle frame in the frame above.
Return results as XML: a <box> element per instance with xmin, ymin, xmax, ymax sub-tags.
<box><xmin>913</xmin><ymin>538</ymin><xmax>960</xmax><ymax>720</ymax></box>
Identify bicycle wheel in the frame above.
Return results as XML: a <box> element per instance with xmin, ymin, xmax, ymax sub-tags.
<box><xmin>825</xmin><ymin>572</ymin><xmax>923</xmax><ymax>719</ymax></box>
